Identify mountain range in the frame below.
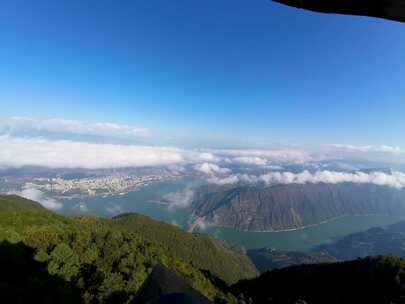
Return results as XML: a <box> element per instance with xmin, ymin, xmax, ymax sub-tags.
<box><xmin>191</xmin><ymin>183</ymin><xmax>405</xmax><ymax>231</ymax></box>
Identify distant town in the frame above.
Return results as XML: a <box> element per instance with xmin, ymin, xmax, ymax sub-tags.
<box><xmin>24</xmin><ymin>172</ymin><xmax>183</xmax><ymax>198</ymax></box>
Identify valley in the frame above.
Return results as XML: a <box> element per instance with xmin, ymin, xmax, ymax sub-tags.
<box><xmin>3</xmin><ymin>176</ymin><xmax>405</xmax><ymax>253</ymax></box>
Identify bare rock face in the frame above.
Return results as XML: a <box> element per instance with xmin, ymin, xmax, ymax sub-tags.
<box><xmin>191</xmin><ymin>183</ymin><xmax>405</xmax><ymax>231</ymax></box>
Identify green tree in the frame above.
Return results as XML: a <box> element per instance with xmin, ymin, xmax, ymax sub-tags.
<box><xmin>48</xmin><ymin>243</ymin><xmax>80</xmax><ymax>281</ymax></box>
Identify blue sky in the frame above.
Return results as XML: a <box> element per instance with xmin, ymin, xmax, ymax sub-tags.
<box><xmin>1</xmin><ymin>0</ymin><xmax>405</xmax><ymax>148</ymax></box>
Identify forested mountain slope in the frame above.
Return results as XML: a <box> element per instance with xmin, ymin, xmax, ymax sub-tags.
<box><xmin>191</xmin><ymin>183</ymin><xmax>405</xmax><ymax>231</ymax></box>
<box><xmin>110</xmin><ymin>213</ymin><xmax>257</xmax><ymax>284</ymax></box>
<box><xmin>0</xmin><ymin>195</ymin><xmax>240</xmax><ymax>304</ymax></box>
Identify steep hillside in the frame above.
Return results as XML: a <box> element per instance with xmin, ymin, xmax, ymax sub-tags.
<box><xmin>110</xmin><ymin>213</ymin><xmax>258</xmax><ymax>284</ymax></box>
<box><xmin>191</xmin><ymin>183</ymin><xmax>405</xmax><ymax>231</ymax></box>
<box><xmin>0</xmin><ymin>195</ymin><xmax>46</xmax><ymax>212</ymax></box>
<box><xmin>0</xmin><ymin>195</ymin><xmax>239</xmax><ymax>304</ymax></box>
<box><xmin>0</xmin><ymin>195</ymin><xmax>73</xmax><ymax>231</ymax></box>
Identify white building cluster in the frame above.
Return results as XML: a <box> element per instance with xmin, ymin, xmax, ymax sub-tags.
<box><xmin>26</xmin><ymin>173</ymin><xmax>180</xmax><ymax>197</ymax></box>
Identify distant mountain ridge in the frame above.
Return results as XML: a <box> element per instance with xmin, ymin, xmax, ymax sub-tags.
<box><xmin>316</xmin><ymin>219</ymin><xmax>405</xmax><ymax>261</ymax></box>
<box><xmin>191</xmin><ymin>183</ymin><xmax>405</xmax><ymax>231</ymax></box>
<box><xmin>247</xmin><ymin>218</ymin><xmax>405</xmax><ymax>273</ymax></box>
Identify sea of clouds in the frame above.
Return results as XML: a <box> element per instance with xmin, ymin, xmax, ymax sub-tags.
<box><xmin>198</xmin><ymin>166</ymin><xmax>405</xmax><ymax>189</ymax></box>
<box><xmin>2</xmin><ymin>116</ymin><xmax>405</xmax><ymax>191</ymax></box>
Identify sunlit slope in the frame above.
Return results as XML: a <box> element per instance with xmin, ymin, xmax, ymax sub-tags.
<box><xmin>0</xmin><ymin>195</ymin><xmax>73</xmax><ymax>230</ymax></box>
<box><xmin>0</xmin><ymin>195</ymin><xmax>45</xmax><ymax>212</ymax></box>
<box><xmin>0</xmin><ymin>195</ymin><xmax>238</xmax><ymax>303</ymax></box>
<box><xmin>110</xmin><ymin>213</ymin><xmax>258</xmax><ymax>284</ymax></box>
<box><xmin>0</xmin><ymin>196</ymin><xmax>257</xmax><ymax>303</ymax></box>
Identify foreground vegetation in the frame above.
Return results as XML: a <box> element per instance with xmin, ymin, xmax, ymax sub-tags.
<box><xmin>0</xmin><ymin>195</ymin><xmax>239</xmax><ymax>303</ymax></box>
<box><xmin>2</xmin><ymin>195</ymin><xmax>405</xmax><ymax>303</ymax></box>
<box><xmin>110</xmin><ymin>213</ymin><xmax>258</xmax><ymax>284</ymax></box>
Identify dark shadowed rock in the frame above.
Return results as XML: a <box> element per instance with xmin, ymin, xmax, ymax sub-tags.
<box><xmin>133</xmin><ymin>264</ymin><xmax>213</xmax><ymax>304</ymax></box>
<box><xmin>273</xmin><ymin>0</ymin><xmax>405</xmax><ymax>23</ymax></box>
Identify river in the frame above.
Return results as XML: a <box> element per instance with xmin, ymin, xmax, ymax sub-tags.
<box><xmin>59</xmin><ymin>179</ymin><xmax>405</xmax><ymax>252</ymax></box>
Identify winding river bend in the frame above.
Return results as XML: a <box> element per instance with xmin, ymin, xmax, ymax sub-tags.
<box><xmin>60</xmin><ymin>179</ymin><xmax>405</xmax><ymax>251</ymax></box>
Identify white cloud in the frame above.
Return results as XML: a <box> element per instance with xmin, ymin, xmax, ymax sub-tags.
<box><xmin>207</xmin><ymin>175</ymin><xmax>240</xmax><ymax>185</ymax></box>
<box><xmin>331</xmin><ymin>144</ymin><xmax>404</xmax><ymax>155</ymax></box>
<box><xmin>2</xmin><ymin>130</ymin><xmax>405</xmax><ymax>172</ymax></box>
<box><xmin>163</xmin><ymin>188</ymin><xmax>195</xmax><ymax>209</ymax></box>
<box><xmin>0</xmin><ymin>135</ymin><xmax>216</xmax><ymax>169</ymax></box>
<box><xmin>0</xmin><ymin>117</ymin><xmax>151</xmax><ymax>139</ymax></box>
<box><xmin>208</xmin><ymin>148</ymin><xmax>314</xmax><ymax>164</ymax></box>
<box><xmin>207</xmin><ymin>170</ymin><xmax>405</xmax><ymax>189</ymax></box>
<box><xmin>194</xmin><ymin>163</ymin><xmax>231</xmax><ymax>175</ymax></box>
<box><xmin>73</xmin><ymin>202</ymin><xmax>89</xmax><ymax>213</ymax></box>
<box><xmin>170</xmin><ymin>220</ymin><xmax>180</xmax><ymax>227</ymax></box>
<box><xmin>105</xmin><ymin>204</ymin><xmax>123</xmax><ymax>215</ymax></box>
<box><xmin>265</xmin><ymin>165</ymin><xmax>284</xmax><ymax>170</ymax></box>
<box><xmin>10</xmin><ymin>187</ymin><xmax>63</xmax><ymax>210</ymax></box>
<box><xmin>232</xmin><ymin>156</ymin><xmax>268</xmax><ymax>166</ymax></box>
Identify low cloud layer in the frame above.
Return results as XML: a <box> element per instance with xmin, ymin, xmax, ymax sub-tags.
<box><xmin>0</xmin><ymin>135</ymin><xmax>216</xmax><ymax>169</ymax></box>
<box><xmin>163</xmin><ymin>188</ymin><xmax>195</xmax><ymax>209</ymax></box>
<box><xmin>73</xmin><ymin>202</ymin><xmax>89</xmax><ymax>213</ymax></box>
<box><xmin>209</xmin><ymin>148</ymin><xmax>314</xmax><ymax>164</ymax></box>
<box><xmin>207</xmin><ymin>170</ymin><xmax>405</xmax><ymax>189</ymax></box>
<box><xmin>0</xmin><ymin>117</ymin><xmax>151</xmax><ymax>140</ymax></box>
<box><xmin>194</xmin><ymin>163</ymin><xmax>231</xmax><ymax>175</ymax></box>
<box><xmin>0</xmin><ymin>135</ymin><xmax>312</xmax><ymax>170</ymax></box>
<box><xmin>105</xmin><ymin>204</ymin><xmax>123</xmax><ymax>215</ymax></box>
<box><xmin>1</xmin><ymin>125</ymin><xmax>405</xmax><ymax>173</ymax></box>
<box><xmin>232</xmin><ymin>156</ymin><xmax>268</xmax><ymax>166</ymax></box>
<box><xmin>331</xmin><ymin>144</ymin><xmax>404</xmax><ymax>155</ymax></box>
<box><xmin>10</xmin><ymin>187</ymin><xmax>63</xmax><ymax>210</ymax></box>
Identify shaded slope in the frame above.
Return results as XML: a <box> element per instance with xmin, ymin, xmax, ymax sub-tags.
<box><xmin>232</xmin><ymin>256</ymin><xmax>405</xmax><ymax>304</ymax></box>
<box><xmin>134</xmin><ymin>264</ymin><xmax>212</xmax><ymax>304</ymax></box>
<box><xmin>0</xmin><ymin>240</ymin><xmax>81</xmax><ymax>304</ymax></box>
